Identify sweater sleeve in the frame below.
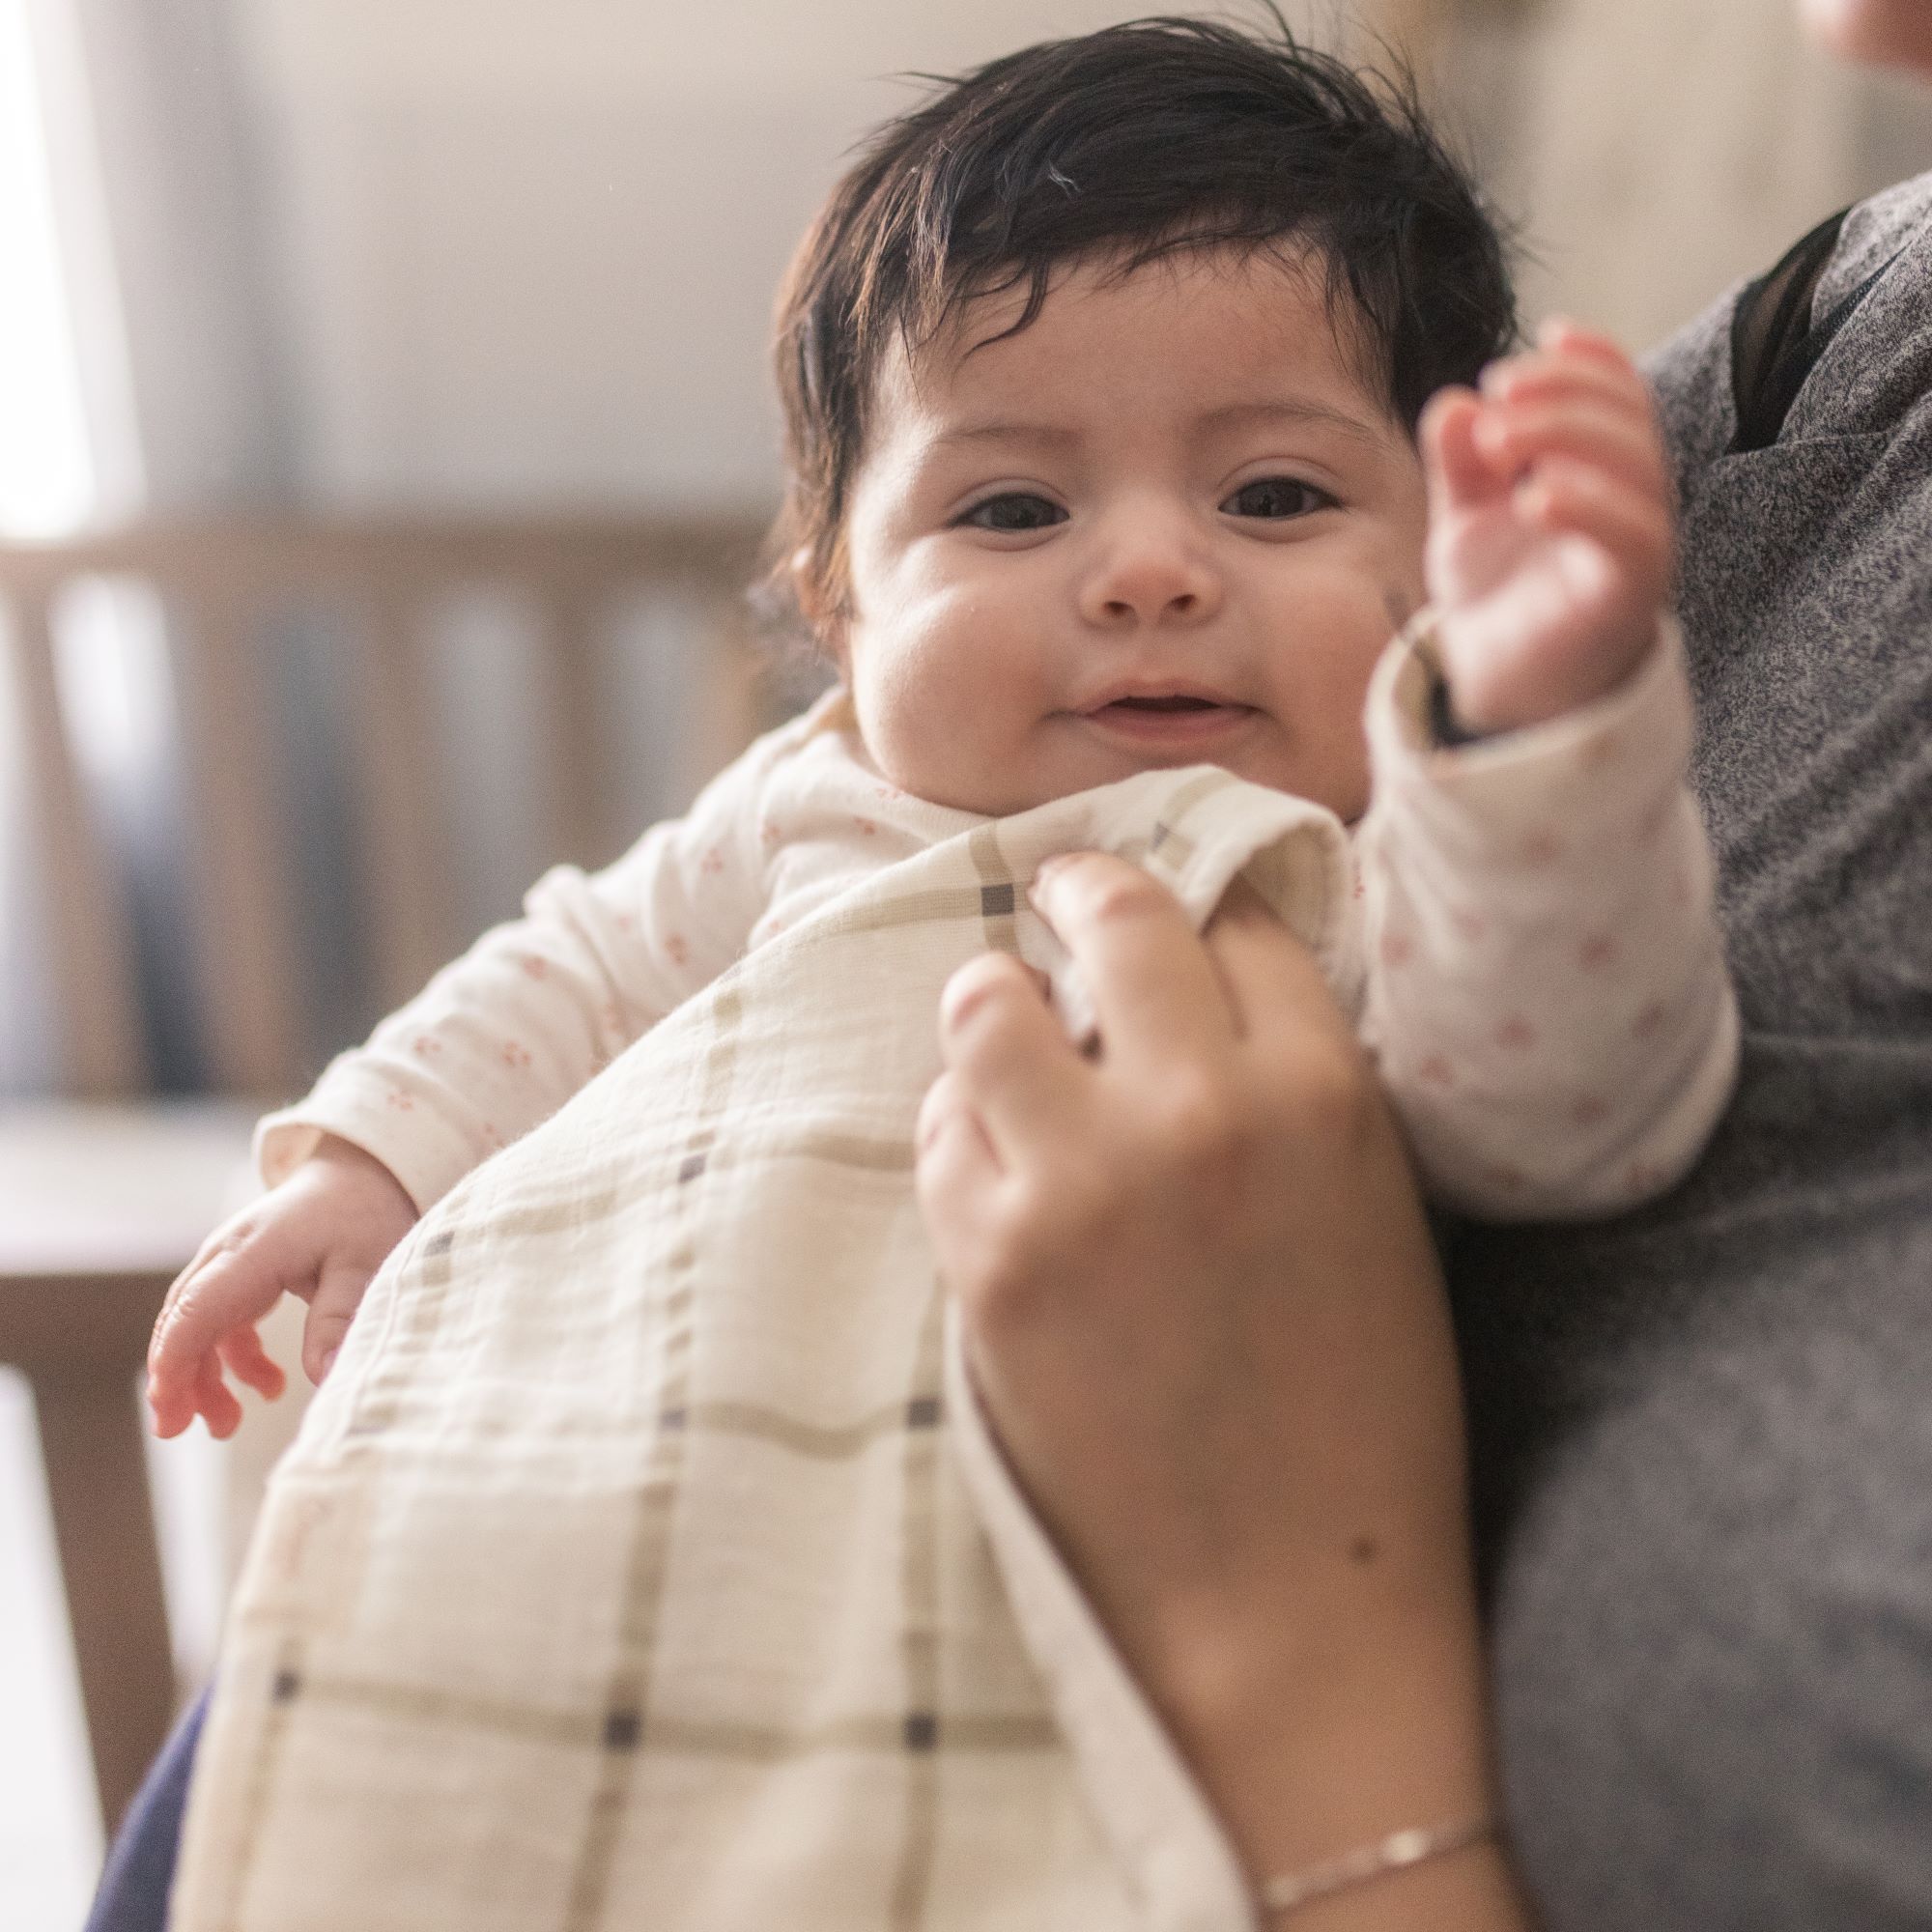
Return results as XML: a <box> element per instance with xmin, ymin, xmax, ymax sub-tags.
<box><xmin>254</xmin><ymin>715</ymin><xmax>810</xmax><ymax>1212</ymax></box>
<box><xmin>1357</xmin><ymin>614</ymin><xmax>1740</xmax><ymax>1221</ymax></box>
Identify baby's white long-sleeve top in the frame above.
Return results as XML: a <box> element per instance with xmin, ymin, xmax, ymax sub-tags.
<box><xmin>259</xmin><ymin>620</ymin><xmax>1739</xmax><ymax>1223</ymax></box>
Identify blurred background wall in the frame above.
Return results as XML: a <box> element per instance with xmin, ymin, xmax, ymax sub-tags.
<box><xmin>4</xmin><ymin>1</ymin><xmax>1931</xmax><ymax>1923</ymax></box>
<box><xmin>8</xmin><ymin>0</ymin><xmax>1932</xmax><ymax>1093</ymax></box>
<box><xmin>176</xmin><ymin>0</ymin><xmax>1932</xmax><ymax>512</ymax></box>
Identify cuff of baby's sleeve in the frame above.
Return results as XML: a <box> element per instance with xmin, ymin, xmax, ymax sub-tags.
<box><xmin>254</xmin><ymin>1074</ymin><xmax>481</xmax><ymax>1215</ymax></box>
<box><xmin>1365</xmin><ymin>611</ymin><xmax>1691</xmax><ymax>848</ymax></box>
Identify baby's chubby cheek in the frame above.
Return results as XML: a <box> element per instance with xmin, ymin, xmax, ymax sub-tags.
<box><xmin>847</xmin><ymin>621</ymin><xmax>1034</xmax><ymax>816</ymax></box>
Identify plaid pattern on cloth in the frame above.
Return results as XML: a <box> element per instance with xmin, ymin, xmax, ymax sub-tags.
<box><xmin>170</xmin><ymin>767</ymin><xmax>1355</xmax><ymax>1932</ymax></box>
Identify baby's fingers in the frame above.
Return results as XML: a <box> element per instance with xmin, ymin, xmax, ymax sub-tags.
<box><xmin>149</xmin><ymin>1233</ymin><xmax>296</xmax><ymax>1434</ymax></box>
<box><xmin>301</xmin><ymin>1260</ymin><xmax>379</xmax><ymax>1385</ymax></box>
<box><xmin>1420</xmin><ymin>386</ymin><xmax>1504</xmax><ymax>514</ymax></box>
<box><xmin>193</xmin><ymin>1349</ymin><xmax>245</xmax><ymax>1441</ymax></box>
<box><xmin>146</xmin><ymin>1355</ymin><xmax>205</xmax><ymax>1439</ymax></box>
<box><xmin>1476</xmin><ymin>397</ymin><xmax>1666</xmax><ymax>499</ymax></box>
<box><xmin>1521</xmin><ymin>458</ymin><xmax>1676</xmax><ymax>596</ymax></box>
<box><xmin>216</xmin><ymin>1324</ymin><xmax>287</xmax><ymax>1403</ymax></box>
<box><xmin>1534</xmin><ymin>317</ymin><xmax>1637</xmax><ymax>373</ymax></box>
<box><xmin>1480</xmin><ymin>333</ymin><xmax>1651</xmax><ymax>418</ymax></box>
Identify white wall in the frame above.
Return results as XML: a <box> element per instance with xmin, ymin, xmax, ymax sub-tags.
<box><xmin>232</xmin><ymin>0</ymin><xmax>1230</xmax><ymax>510</ymax></box>
<box><xmin>226</xmin><ymin>0</ymin><xmax>1932</xmax><ymax>515</ymax></box>
<box><xmin>1471</xmin><ymin>0</ymin><xmax>1917</xmax><ymax>355</ymax></box>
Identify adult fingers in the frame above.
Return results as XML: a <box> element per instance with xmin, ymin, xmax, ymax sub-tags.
<box><xmin>1028</xmin><ymin>852</ymin><xmax>1237</xmax><ymax>1075</ymax></box>
<box><xmin>933</xmin><ymin>951</ymin><xmax>1088</xmax><ymax>1157</ymax></box>
<box><xmin>914</xmin><ymin>1070</ymin><xmax>1010</xmax><ymax>1298</ymax></box>
<box><xmin>1202</xmin><ymin>875</ymin><xmax>1364</xmax><ymax>1064</ymax></box>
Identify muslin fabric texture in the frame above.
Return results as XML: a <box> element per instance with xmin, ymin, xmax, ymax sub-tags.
<box><xmin>170</xmin><ymin>621</ymin><xmax>1733</xmax><ymax>1932</ymax></box>
<box><xmin>172</xmin><ymin>767</ymin><xmax>1346</xmax><ymax>1932</ymax></box>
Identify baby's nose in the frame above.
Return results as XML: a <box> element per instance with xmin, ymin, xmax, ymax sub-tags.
<box><xmin>1078</xmin><ymin>507</ymin><xmax>1222</xmax><ymax>627</ymax></box>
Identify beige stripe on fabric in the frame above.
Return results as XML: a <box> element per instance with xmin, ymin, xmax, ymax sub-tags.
<box><xmin>888</xmin><ymin>1286</ymin><xmax>949</xmax><ymax>1931</ymax></box>
<box><xmin>467</xmin><ymin>1185</ymin><xmax>633</xmax><ymax>1241</ymax></box>
<box><xmin>785</xmin><ymin>1130</ymin><xmax>916</xmax><ymax>1173</ymax></box>
<box><xmin>823</xmin><ymin>885</ymin><xmax>992</xmax><ymax>940</ymax></box>
<box><xmin>414</xmin><ymin>1137</ymin><xmax>908</xmax><ymax>1280</ymax></box>
<box><xmin>967</xmin><ymin>823</ymin><xmax>1021</xmax><ymax>956</ymax></box>
<box><xmin>620</xmin><ymin>1710</ymin><xmax>1061</xmax><ymax>1762</ymax></box>
<box><xmin>212</xmin><ymin>1640</ymin><xmax>305</xmax><ymax>1932</ymax></box>
<box><xmin>563</xmin><ymin>986</ymin><xmax>744</xmax><ymax>1932</ymax></box>
<box><xmin>277</xmin><ymin>1672</ymin><xmax>606</xmax><ymax>1749</ymax></box>
<box><xmin>252</xmin><ymin>1673</ymin><xmax>1060</xmax><ymax>1762</ymax></box>
<box><xmin>1143</xmin><ymin>771</ymin><xmax>1243</xmax><ymax>884</ymax></box>
<box><xmin>684</xmin><ymin>1395</ymin><xmax>931</xmax><ymax>1462</ymax></box>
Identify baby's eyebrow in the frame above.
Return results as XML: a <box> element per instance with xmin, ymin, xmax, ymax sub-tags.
<box><xmin>925</xmin><ymin>398</ymin><xmax>1390</xmax><ymax>454</ymax></box>
<box><xmin>928</xmin><ymin>418</ymin><xmax>1082</xmax><ymax>452</ymax></box>
<box><xmin>1193</xmin><ymin>398</ymin><xmax>1389</xmax><ymax>445</ymax></box>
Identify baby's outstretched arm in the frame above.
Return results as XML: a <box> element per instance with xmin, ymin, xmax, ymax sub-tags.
<box><xmin>1423</xmin><ymin>321</ymin><xmax>1674</xmax><ymax>732</ymax></box>
<box><xmin>146</xmin><ymin>1136</ymin><xmax>417</xmax><ymax>1438</ymax></box>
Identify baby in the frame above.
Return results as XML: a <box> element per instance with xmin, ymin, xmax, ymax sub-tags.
<box><xmin>151</xmin><ymin>18</ymin><xmax>1734</xmax><ymax>1445</ymax></box>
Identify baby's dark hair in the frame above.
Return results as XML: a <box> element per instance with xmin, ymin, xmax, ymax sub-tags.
<box><xmin>768</xmin><ymin>11</ymin><xmax>1516</xmax><ymax>631</ymax></box>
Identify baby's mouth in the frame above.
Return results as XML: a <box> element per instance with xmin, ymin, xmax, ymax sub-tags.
<box><xmin>1080</xmin><ymin>692</ymin><xmax>1257</xmax><ymax>744</ymax></box>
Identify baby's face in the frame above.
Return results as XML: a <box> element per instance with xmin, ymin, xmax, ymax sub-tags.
<box><xmin>835</xmin><ymin>246</ymin><xmax>1429</xmax><ymax>822</ymax></box>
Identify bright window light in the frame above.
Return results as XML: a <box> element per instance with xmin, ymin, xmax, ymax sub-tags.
<box><xmin>0</xmin><ymin>0</ymin><xmax>96</xmax><ymax>536</ymax></box>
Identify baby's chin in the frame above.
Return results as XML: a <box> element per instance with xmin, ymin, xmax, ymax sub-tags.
<box><xmin>867</xmin><ymin>730</ymin><xmax>1364</xmax><ymax>824</ymax></box>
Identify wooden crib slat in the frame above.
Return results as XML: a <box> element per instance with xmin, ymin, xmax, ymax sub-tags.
<box><xmin>352</xmin><ymin>583</ymin><xmax>453</xmax><ymax>1014</ymax></box>
<box><xmin>1</xmin><ymin>587</ymin><xmax>147</xmax><ymax>1095</ymax></box>
<box><xmin>169</xmin><ymin>583</ymin><xmax>306</xmax><ymax>1098</ymax></box>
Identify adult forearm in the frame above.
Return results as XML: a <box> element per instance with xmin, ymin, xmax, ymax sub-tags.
<box><xmin>1143</xmin><ymin>1574</ymin><xmax>1525</xmax><ymax>1929</ymax></box>
<box><xmin>1086</xmin><ymin>1108</ymin><xmax>1529</xmax><ymax>1929</ymax></box>
<box><xmin>921</xmin><ymin>856</ymin><xmax>1536</xmax><ymax>1928</ymax></box>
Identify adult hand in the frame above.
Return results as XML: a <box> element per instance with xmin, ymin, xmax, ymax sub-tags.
<box><xmin>917</xmin><ymin>854</ymin><xmax>1528</xmax><ymax>1926</ymax></box>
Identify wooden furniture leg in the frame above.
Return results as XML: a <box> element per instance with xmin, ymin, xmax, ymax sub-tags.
<box><xmin>31</xmin><ymin>1364</ymin><xmax>177</xmax><ymax>1834</ymax></box>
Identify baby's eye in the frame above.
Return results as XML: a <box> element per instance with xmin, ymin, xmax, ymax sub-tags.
<box><xmin>959</xmin><ymin>493</ymin><xmax>1067</xmax><ymax>533</ymax></box>
<box><xmin>1221</xmin><ymin>477</ymin><xmax>1335</xmax><ymax>520</ymax></box>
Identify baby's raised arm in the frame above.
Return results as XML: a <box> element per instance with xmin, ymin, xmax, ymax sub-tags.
<box><xmin>1359</xmin><ymin>324</ymin><xmax>1738</xmax><ymax>1217</ymax></box>
<box><xmin>1421</xmin><ymin>321</ymin><xmax>1676</xmax><ymax>733</ymax></box>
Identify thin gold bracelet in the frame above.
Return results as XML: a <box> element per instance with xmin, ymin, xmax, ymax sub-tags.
<box><xmin>1258</xmin><ymin>1814</ymin><xmax>1498</xmax><ymax>1918</ymax></box>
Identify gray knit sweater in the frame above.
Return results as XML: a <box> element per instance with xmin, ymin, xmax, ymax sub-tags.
<box><xmin>1451</xmin><ymin>174</ymin><xmax>1932</xmax><ymax>1928</ymax></box>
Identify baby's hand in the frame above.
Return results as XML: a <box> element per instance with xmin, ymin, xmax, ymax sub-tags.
<box><xmin>1421</xmin><ymin>320</ymin><xmax>1676</xmax><ymax>734</ymax></box>
<box><xmin>146</xmin><ymin>1136</ymin><xmax>418</xmax><ymax>1439</ymax></box>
